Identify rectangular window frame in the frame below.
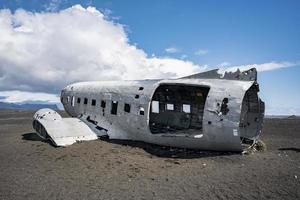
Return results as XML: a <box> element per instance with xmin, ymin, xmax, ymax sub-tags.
<box><xmin>91</xmin><ymin>99</ymin><xmax>96</xmax><ymax>106</ymax></box>
<box><xmin>111</xmin><ymin>101</ymin><xmax>118</xmax><ymax>115</ymax></box>
<box><xmin>151</xmin><ymin>101</ymin><xmax>159</xmax><ymax>113</ymax></box>
<box><xmin>101</xmin><ymin>100</ymin><xmax>106</xmax><ymax>108</ymax></box>
<box><xmin>139</xmin><ymin>107</ymin><xmax>145</xmax><ymax>115</ymax></box>
<box><xmin>124</xmin><ymin>103</ymin><xmax>131</xmax><ymax>113</ymax></box>
<box><xmin>71</xmin><ymin>96</ymin><xmax>75</xmax><ymax>107</ymax></box>
<box><xmin>182</xmin><ymin>104</ymin><xmax>191</xmax><ymax>113</ymax></box>
<box><xmin>166</xmin><ymin>103</ymin><xmax>174</xmax><ymax>111</ymax></box>
<box><xmin>84</xmin><ymin>98</ymin><xmax>88</xmax><ymax>105</ymax></box>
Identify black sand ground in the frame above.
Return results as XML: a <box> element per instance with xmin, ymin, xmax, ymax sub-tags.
<box><xmin>0</xmin><ymin>109</ymin><xmax>299</xmax><ymax>200</ymax></box>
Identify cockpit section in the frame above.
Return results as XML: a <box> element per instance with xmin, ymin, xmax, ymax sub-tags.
<box><xmin>149</xmin><ymin>84</ymin><xmax>210</xmax><ymax>135</ymax></box>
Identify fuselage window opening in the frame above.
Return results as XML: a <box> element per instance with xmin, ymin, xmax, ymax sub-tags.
<box><xmin>151</xmin><ymin>101</ymin><xmax>159</xmax><ymax>113</ymax></box>
<box><xmin>101</xmin><ymin>100</ymin><xmax>106</xmax><ymax>108</ymax></box>
<box><xmin>77</xmin><ymin>97</ymin><xmax>81</xmax><ymax>104</ymax></box>
<box><xmin>91</xmin><ymin>99</ymin><xmax>96</xmax><ymax>106</ymax></box>
<box><xmin>84</xmin><ymin>98</ymin><xmax>88</xmax><ymax>105</ymax></box>
<box><xmin>124</xmin><ymin>103</ymin><xmax>131</xmax><ymax>113</ymax></box>
<box><xmin>101</xmin><ymin>100</ymin><xmax>106</xmax><ymax>116</ymax></box>
<box><xmin>166</xmin><ymin>103</ymin><xmax>174</xmax><ymax>111</ymax></box>
<box><xmin>71</xmin><ymin>96</ymin><xmax>75</xmax><ymax>107</ymax></box>
<box><xmin>139</xmin><ymin>107</ymin><xmax>145</xmax><ymax>115</ymax></box>
<box><xmin>111</xmin><ymin>101</ymin><xmax>118</xmax><ymax>115</ymax></box>
<box><xmin>67</xmin><ymin>96</ymin><xmax>70</xmax><ymax>103</ymax></box>
<box><xmin>182</xmin><ymin>104</ymin><xmax>191</xmax><ymax>113</ymax></box>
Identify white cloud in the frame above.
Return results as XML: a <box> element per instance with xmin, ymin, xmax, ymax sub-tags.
<box><xmin>45</xmin><ymin>0</ymin><xmax>62</xmax><ymax>12</ymax></box>
<box><xmin>165</xmin><ymin>47</ymin><xmax>180</xmax><ymax>53</ymax></box>
<box><xmin>0</xmin><ymin>5</ymin><xmax>203</xmax><ymax>93</ymax></box>
<box><xmin>180</xmin><ymin>54</ymin><xmax>188</xmax><ymax>59</ymax></box>
<box><xmin>194</xmin><ymin>49</ymin><xmax>208</xmax><ymax>56</ymax></box>
<box><xmin>218</xmin><ymin>62</ymin><xmax>231</xmax><ymax>67</ymax></box>
<box><xmin>219</xmin><ymin>61</ymin><xmax>299</xmax><ymax>73</ymax></box>
<box><xmin>0</xmin><ymin>90</ymin><xmax>60</xmax><ymax>103</ymax></box>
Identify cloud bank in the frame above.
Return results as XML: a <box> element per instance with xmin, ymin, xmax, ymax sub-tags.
<box><xmin>0</xmin><ymin>5</ymin><xmax>203</xmax><ymax>93</ymax></box>
<box><xmin>0</xmin><ymin>90</ymin><xmax>59</xmax><ymax>103</ymax></box>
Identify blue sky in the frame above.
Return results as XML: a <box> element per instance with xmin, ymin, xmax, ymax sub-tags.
<box><xmin>0</xmin><ymin>0</ymin><xmax>300</xmax><ymax>115</ymax></box>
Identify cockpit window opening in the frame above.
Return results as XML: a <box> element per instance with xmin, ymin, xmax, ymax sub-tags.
<box><xmin>77</xmin><ymin>97</ymin><xmax>81</xmax><ymax>104</ymax></box>
<box><xmin>124</xmin><ymin>103</ymin><xmax>131</xmax><ymax>113</ymax></box>
<box><xmin>91</xmin><ymin>99</ymin><xmax>96</xmax><ymax>106</ymax></box>
<box><xmin>67</xmin><ymin>96</ymin><xmax>70</xmax><ymax>103</ymax></box>
<box><xmin>84</xmin><ymin>98</ymin><xmax>88</xmax><ymax>105</ymax></box>
<box><xmin>111</xmin><ymin>101</ymin><xmax>118</xmax><ymax>115</ymax></box>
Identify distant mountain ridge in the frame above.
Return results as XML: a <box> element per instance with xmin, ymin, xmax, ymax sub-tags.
<box><xmin>265</xmin><ymin>115</ymin><xmax>300</xmax><ymax>119</ymax></box>
<box><xmin>0</xmin><ymin>102</ymin><xmax>58</xmax><ymax>110</ymax></box>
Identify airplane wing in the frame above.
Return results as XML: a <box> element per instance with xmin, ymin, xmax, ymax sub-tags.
<box><xmin>33</xmin><ymin>108</ymin><xmax>99</xmax><ymax>146</ymax></box>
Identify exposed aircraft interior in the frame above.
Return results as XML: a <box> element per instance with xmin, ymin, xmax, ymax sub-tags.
<box><xmin>239</xmin><ymin>84</ymin><xmax>264</xmax><ymax>144</ymax></box>
<box><xmin>149</xmin><ymin>84</ymin><xmax>210</xmax><ymax>135</ymax></box>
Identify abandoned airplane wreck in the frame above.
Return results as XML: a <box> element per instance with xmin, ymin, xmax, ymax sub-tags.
<box><xmin>33</xmin><ymin>68</ymin><xmax>265</xmax><ymax>151</ymax></box>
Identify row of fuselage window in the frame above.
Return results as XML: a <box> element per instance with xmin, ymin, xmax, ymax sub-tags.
<box><xmin>65</xmin><ymin>96</ymin><xmax>145</xmax><ymax>116</ymax></box>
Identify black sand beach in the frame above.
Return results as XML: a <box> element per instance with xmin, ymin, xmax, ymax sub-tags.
<box><xmin>0</xmin><ymin>109</ymin><xmax>299</xmax><ymax>200</ymax></box>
